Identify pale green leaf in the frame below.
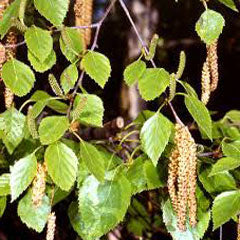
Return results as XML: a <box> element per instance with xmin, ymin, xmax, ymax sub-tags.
<box><xmin>2</xmin><ymin>59</ymin><xmax>36</xmax><ymax>97</ymax></box>
<box><xmin>222</xmin><ymin>140</ymin><xmax>240</xmax><ymax>158</ymax></box>
<box><xmin>0</xmin><ymin>197</ymin><xmax>7</xmax><ymax>217</ymax></box>
<box><xmin>0</xmin><ymin>107</ymin><xmax>26</xmax><ymax>154</ymax></box>
<box><xmin>210</xmin><ymin>157</ymin><xmax>240</xmax><ymax>176</ymax></box>
<box><xmin>60</xmin><ymin>64</ymin><xmax>78</xmax><ymax>94</ymax></box>
<box><xmin>45</xmin><ymin>142</ymin><xmax>78</xmax><ymax>191</ymax></box>
<box><xmin>185</xmin><ymin>95</ymin><xmax>212</xmax><ymax>140</ymax></box>
<box><xmin>18</xmin><ymin>190</ymin><xmax>51</xmax><ymax>232</ymax></box>
<box><xmin>195</xmin><ymin>9</ymin><xmax>225</xmax><ymax>45</ymax></box>
<box><xmin>138</xmin><ymin>68</ymin><xmax>170</xmax><ymax>101</ymax></box>
<box><xmin>81</xmin><ymin>51</ymin><xmax>111</xmax><ymax>88</ymax></box>
<box><xmin>162</xmin><ymin>199</ymin><xmax>210</xmax><ymax>240</ymax></box>
<box><xmin>140</xmin><ymin>112</ymin><xmax>172</xmax><ymax>166</ymax></box>
<box><xmin>124</xmin><ymin>60</ymin><xmax>146</xmax><ymax>86</ymax></box>
<box><xmin>69</xmin><ymin>174</ymin><xmax>131</xmax><ymax>240</ymax></box>
<box><xmin>10</xmin><ymin>152</ymin><xmax>37</xmax><ymax>201</ymax></box>
<box><xmin>28</xmin><ymin>49</ymin><xmax>56</xmax><ymax>73</ymax></box>
<box><xmin>212</xmin><ymin>190</ymin><xmax>240</xmax><ymax>230</ymax></box>
<box><xmin>34</xmin><ymin>0</ymin><xmax>69</xmax><ymax>26</ymax></box>
<box><xmin>0</xmin><ymin>174</ymin><xmax>10</xmax><ymax>196</ymax></box>
<box><xmin>60</xmin><ymin>27</ymin><xmax>85</xmax><ymax>62</ymax></box>
<box><xmin>72</xmin><ymin>93</ymin><xmax>104</xmax><ymax>127</ymax></box>
<box><xmin>39</xmin><ymin>116</ymin><xmax>69</xmax><ymax>145</ymax></box>
<box><xmin>0</xmin><ymin>0</ymin><xmax>21</xmax><ymax>39</ymax></box>
<box><xmin>80</xmin><ymin>141</ymin><xmax>105</xmax><ymax>182</ymax></box>
<box><xmin>25</xmin><ymin>26</ymin><xmax>53</xmax><ymax>62</ymax></box>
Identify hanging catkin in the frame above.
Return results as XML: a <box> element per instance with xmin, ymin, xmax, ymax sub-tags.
<box><xmin>167</xmin><ymin>123</ymin><xmax>198</xmax><ymax>231</ymax></box>
<box><xmin>207</xmin><ymin>40</ymin><xmax>219</xmax><ymax>92</ymax></box>
<box><xmin>74</xmin><ymin>0</ymin><xmax>93</xmax><ymax>46</ymax></box>
<box><xmin>32</xmin><ymin>163</ymin><xmax>47</xmax><ymax>207</ymax></box>
<box><xmin>27</xmin><ymin>106</ymin><xmax>39</xmax><ymax>139</ymax></box>
<box><xmin>237</xmin><ymin>215</ymin><xmax>240</xmax><ymax>240</ymax></box>
<box><xmin>201</xmin><ymin>61</ymin><xmax>211</xmax><ymax>105</ymax></box>
<box><xmin>46</xmin><ymin>212</ymin><xmax>56</xmax><ymax>240</ymax></box>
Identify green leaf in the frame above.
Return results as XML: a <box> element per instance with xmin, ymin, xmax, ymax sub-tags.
<box><xmin>195</xmin><ymin>9</ymin><xmax>225</xmax><ymax>45</ymax></box>
<box><xmin>69</xmin><ymin>174</ymin><xmax>131</xmax><ymax>240</ymax></box>
<box><xmin>30</xmin><ymin>90</ymin><xmax>68</xmax><ymax>114</ymax></box>
<box><xmin>18</xmin><ymin>190</ymin><xmax>51</xmax><ymax>232</ymax></box>
<box><xmin>2</xmin><ymin>59</ymin><xmax>36</xmax><ymax>97</ymax></box>
<box><xmin>210</xmin><ymin>157</ymin><xmax>240</xmax><ymax>176</ymax></box>
<box><xmin>0</xmin><ymin>197</ymin><xmax>7</xmax><ymax>217</ymax></box>
<box><xmin>25</xmin><ymin>26</ymin><xmax>53</xmax><ymax>62</ymax></box>
<box><xmin>28</xmin><ymin>49</ymin><xmax>56</xmax><ymax>73</ymax></box>
<box><xmin>80</xmin><ymin>141</ymin><xmax>105</xmax><ymax>182</ymax></box>
<box><xmin>162</xmin><ymin>199</ymin><xmax>210</xmax><ymax>240</ymax></box>
<box><xmin>39</xmin><ymin>116</ymin><xmax>69</xmax><ymax>145</ymax></box>
<box><xmin>34</xmin><ymin>0</ymin><xmax>69</xmax><ymax>26</ymax></box>
<box><xmin>123</xmin><ymin>60</ymin><xmax>146</xmax><ymax>86</ymax></box>
<box><xmin>140</xmin><ymin>112</ymin><xmax>172</xmax><ymax>166</ymax></box>
<box><xmin>60</xmin><ymin>64</ymin><xmax>78</xmax><ymax>94</ymax></box>
<box><xmin>0</xmin><ymin>174</ymin><xmax>10</xmax><ymax>196</ymax></box>
<box><xmin>179</xmin><ymin>81</ymin><xmax>198</xmax><ymax>99</ymax></box>
<box><xmin>0</xmin><ymin>0</ymin><xmax>21</xmax><ymax>39</ymax></box>
<box><xmin>81</xmin><ymin>51</ymin><xmax>111</xmax><ymax>88</ymax></box>
<box><xmin>218</xmin><ymin>0</ymin><xmax>237</xmax><ymax>11</ymax></box>
<box><xmin>72</xmin><ymin>93</ymin><xmax>104</xmax><ymax>127</ymax></box>
<box><xmin>138</xmin><ymin>68</ymin><xmax>170</xmax><ymax>101</ymax></box>
<box><xmin>126</xmin><ymin>155</ymin><xmax>164</xmax><ymax>194</ymax></box>
<box><xmin>185</xmin><ymin>95</ymin><xmax>212</xmax><ymax>140</ymax></box>
<box><xmin>60</xmin><ymin>27</ymin><xmax>85</xmax><ymax>62</ymax></box>
<box><xmin>199</xmin><ymin>166</ymin><xmax>236</xmax><ymax>194</ymax></box>
<box><xmin>212</xmin><ymin>190</ymin><xmax>240</xmax><ymax>230</ymax></box>
<box><xmin>222</xmin><ymin>140</ymin><xmax>240</xmax><ymax>158</ymax></box>
<box><xmin>45</xmin><ymin>142</ymin><xmax>78</xmax><ymax>191</ymax></box>
<box><xmin>0</xmin><ymin>107</ymin><xmax>26</xmax><ymax>154</ymax></box>
<box><xmin>10</xmin><ymin>152</ymin><xmax>37</xmax><ymax>201</ymax></box>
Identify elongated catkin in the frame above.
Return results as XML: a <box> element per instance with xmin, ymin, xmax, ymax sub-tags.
<box><xmin>74</xmin><ymin>0</ymin><xmax>93</xmax><ymax>46</ymax></box>
<box><xmin>201</xmin><ymin>60</ymin><xmax>211</xmax><ymax>105</ymax></box>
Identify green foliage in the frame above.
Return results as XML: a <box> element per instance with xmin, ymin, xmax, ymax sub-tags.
<box><xmin>0</xmin><ymin>174</ymin><xmax>10</xmax><ymax>196</ymax></box>
<box><xmin>39</xmin><ymin>116</ymin><xmax>69</xmax><ymax>145</ymax></box>
<box><xmin>218</xmin><ymin>0</ymin><xmax>237</xmax><ymax>11</ymax></box>
<box><xmin>0</xmin><ymin>0</ymin><xmax>21</xmax><ymax>39</ymax></box>
<box><xmin>212</xmin><ymin>190</ymin><xmax>240</xmax><ymax>229</ymax></box>
<box><xmin>162</xmin><ymin>199</ymin><xmax>211</xmax><ymax>240</ymax></box>
<box><xmin>124</xmin><ymin>60</ymin><xmax>146</xmax><ymax>86</ymax></box>
<box><xmin>25</xmin><ymin>26</ymin><xmax>53</xmax><ymax>62</ymax></box>
<box><xmin>10</xmin><ymin>152</ymin><xmax>37</xmax><ymax>201</ymax></box>
<box><xmin>185</xmin><ymin>95</ymin><xmax>212</xmax><ymax>140</ymax></box>
<box><xmin>0</xmin><ymin>197</ymin><xmax>7</xmax><ymax>217</ymax></box>
<box><xmin>222</xmin><ymin>140</ymin><xmax>240</xmax><ymax>158</ymax></box>
<box><xmin>80</xmin><ymin>141</ymin><xmax>105</xmax><ymax>182</ymax></box>
<box><xmin>18</xmin><ymin>190</ymin><xmax>51</xmax><ymax>232</ymax></box>
<box><xmin>45</xmin><ymin>142</ymin><xmax>78</xmax><ymax>191</ymax></box>
<box><xmin>72</xmin><ymin>94</ymin><xmax>104</xmax><ymax>127</ymax></box>
<box><xmin>34</xmin><ymin>0</ymin><xmax>69</xmax><ymax>26</ymax></box>
<box><xmin>69</xmin><ymin>174</ymin><xmax>131</xmax><ymax>240</ymax></box>
<box><xmin>195</xmin><ymin>9</ymin><xmax>225</xmax><ymax>45</ymax></box>
<box><xmin>60</xmin><ymin>64</ymin><xmax>79</xmax><ymax>94</ymax></box>
<box><xmin>2</xmin><ymin>59</ymin><xmax>36</xmax><ymax>97</ymax></box>
<box><xmin>138</xmin><ymin>68</ymin><xmax>170</xmax><ymax>101</ymax></box>
<box><xmin>81</xmin><ymin>51</ymin><xmax>111</xmax><ymax>88</ymax></box>
<box><xmin>140</xmin><ymin>112</ymin><xmax>172</xmax><ymax>166</ymax></box>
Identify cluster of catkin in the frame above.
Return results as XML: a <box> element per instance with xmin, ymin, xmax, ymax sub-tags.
<box><xmin>0</xmin><ymin>0</ymin><xmax>16</xmax><ymax>109</ymax></box>
<box><xmin>74</xmin><ymin>0</ymin><xmax>93</xmax><ymax>47</ymax></box>
<box><xmin>32</xmin><ymin>163</ymin><xmax>47</xmax><ymax>208</ymax></box>
<box><xmin>168</xmin><ymin>123</ymin><xmax>198</xmax><ymax>231</ymax></box>
<box><xmin>201</xmin><ymin>40</ymin><xmax>219</xmax><ymax>105</ymax></box>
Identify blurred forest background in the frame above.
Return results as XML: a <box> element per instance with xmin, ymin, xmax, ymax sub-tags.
<box><xmin>0</xmin><ymin>0</ymin><xmax>239</xmax><ymax>239</ymax></box>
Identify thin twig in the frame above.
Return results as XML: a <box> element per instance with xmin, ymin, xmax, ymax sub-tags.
<box><xmin>118</xmin><ymin>0</ymin><xmax>182</xmax><ymax>124</ymax></box>
<box><xmin>4</xmin><ymin>40</ymin><xmax>26</xmax><ymax>48</ymax></box>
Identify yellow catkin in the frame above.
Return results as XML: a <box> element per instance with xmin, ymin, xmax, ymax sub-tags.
<box><xmin>237</xmin><ymin>215</ymin><xmax>240</xmax><ymax>240</ymax></box>
<box><xmin>201</xmin><ymin>61</ymin><xmax>211</xmax><ymax>105</ymax></box>
<box><xmin>0</xmin><ymin>0</ymin><xmax>9</xmax><ymax>21</ymax></box>
<box><xmin>74</xmin><ymin>0</ymin><xmax>93</xmax><ymax>46</ymax></box>
<box><xmin>0</xmin><ymin>43</ymin><xmax>6</xmax><ymax>82</ymax></box>
<box><xmin>168</xmin><ymin>123</ymin><xmax>198</xmax><ymax>231</ymax></box>
<box><xmin>46</xmin><ymin>212</ymin><xmax>56</xmax><ymax>240</ymax></box>
<box><xmin>32</xmin><ymin>163</ymin><xmax>47</xmax><ymax>207</ymax></box>
<box><xmin>207</xmin><ymin>40</ymin><xmax>219</xmax><ymax>92</ymax></box>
